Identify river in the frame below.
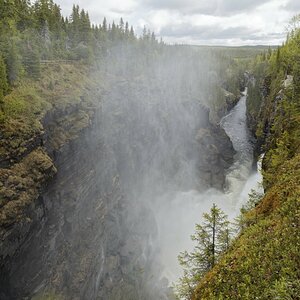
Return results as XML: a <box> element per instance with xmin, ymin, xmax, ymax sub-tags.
<box><xmin>154</xmin><ymin>88</ymin><xmax>263</xmax><ymax>284</ymax></box>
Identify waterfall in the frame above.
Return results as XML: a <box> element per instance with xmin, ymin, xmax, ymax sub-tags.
<box><xmin>154</xmin><ymin>88</ymin><xmax>263</xmax><ymax>284</ymax></box>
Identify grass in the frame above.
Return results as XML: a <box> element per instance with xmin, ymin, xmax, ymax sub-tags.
<box><xmin>194</xmin><ymin>154</ymin><xmax>300</xmax><ymax>299</ymax></box>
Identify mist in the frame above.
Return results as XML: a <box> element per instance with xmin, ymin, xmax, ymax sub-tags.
<box><xmin>0</xmin><ymin>2</ymin><xmax>293</xmax><ymax>299</ymax></box>
<box><xmin>94</xmin><ymin>43</ymin><xmax>262</xmax><ymax>290</ymax></box>
<box><xmin>0</xmin><ymin>40</ymin><xmax>262</xmax><ymax>300</ymax></box>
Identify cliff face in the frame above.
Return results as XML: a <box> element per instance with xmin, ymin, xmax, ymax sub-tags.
<box><xmin>193</xmin><ymin>34</ymin><xmax>300</xmax><ymax>299</ymax></box>
<box><xmin>0</xmin><ymin>109</ymin><xmax>163</xmax><ymax>300</ymax></box>
<box><xmin>0</xmin><ymin>65</ymin><xmax>169</xmax><ymax>299</ymax></box>
<box><xmin>0</xmin><ymin>53</ymin><xmax>238</xmax><ymax>299</ymax></box>
<box><xmin>3</xmin><ymin>111</ymin><xmax>164</xmax><ymax>299</ymax></box>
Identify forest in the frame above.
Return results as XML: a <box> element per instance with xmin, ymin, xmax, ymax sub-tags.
<box><xmin>189</xmin><ymin>15</ymin><xmax>300</xmax><ymax>300</ymax></box>
<box><xmin>0</xmin><ymin>1</ymin><xmax>299</xmax><ymax>300</ymax></box>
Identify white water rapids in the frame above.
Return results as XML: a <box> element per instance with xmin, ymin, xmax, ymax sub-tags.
<box><xmin>153</xmin><ymin>88</ymin><xmax>263</xmax><ymax>284</ymax></box>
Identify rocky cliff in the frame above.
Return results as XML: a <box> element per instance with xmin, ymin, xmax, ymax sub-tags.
<box><xmin>0</xmin><ymin>53</ymin><xmax>239</xmax><ymax>299</ymax></box>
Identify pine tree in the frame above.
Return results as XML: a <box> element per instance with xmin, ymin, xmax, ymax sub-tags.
<box><xmin>111</xmin><ymin>21</ymin><xmax>117</xmax><ymax>41</ymax></box>
<box><xmin>14</xmin><ymin>0</ymin><xmax>32</xmax><ymax>31</ymax></box>
<box><xmin>102</xmin><ymin>17</ymin><xmax>107</xmax><ymax>32</ymax></box>
<box><xmin>119</xmin><ymin>18</ymin><xmax>124</xmax><ymax>33</ymax></box>
<box><xmin>125</xmin><ymin>22</ymin><xmax>129</xmax><ymax>38</ymax></box>
<box><xmin>69</xmin><ymin>4</ymin><xmax>80</xmax><ymax>46</ymax></box>
<box><xmin>176</xmin><ymin>204</ymin><xmax>232</xmax><ymax>299</ymax></box>
<box><xmin>151</xmin><ymin>32</ymin><xmax>156</xmax><ymax>43</ymax></box>
<box><xmin>79</xmin><ymin>10</ymin><xmax>92</xmax><ymax>45</ymax></box>
<box><xmin>129</xmin><ymin>26</ymin><xmax>135</xmax><ymax>40</ymax></box>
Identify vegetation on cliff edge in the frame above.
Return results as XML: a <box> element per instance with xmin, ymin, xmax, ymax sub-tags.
<box><xmin>190</xmin><ymin>15</ymin><xmax>300</xmax><ymax>300</ymax></box>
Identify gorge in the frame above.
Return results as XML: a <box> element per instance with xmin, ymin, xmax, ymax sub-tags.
<box><xmin>1</xmin><ymin>43</ymin><xmax>262</xmax><ymax>299</ymax></box>
<box><xmin>0</xmin><ymin>45</ymin><xmax>259</xmax><ymax>299</ymax></box>
<box><xmin>0</xmin><ymin>2</ymin><xmax>299</xmax><ymax>299</ymax></box>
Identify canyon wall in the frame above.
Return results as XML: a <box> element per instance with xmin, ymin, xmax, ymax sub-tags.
<box><xmin>0</xmin><ymin>47</ymin><xmax>240</xmax><ymax>299</ymax></box>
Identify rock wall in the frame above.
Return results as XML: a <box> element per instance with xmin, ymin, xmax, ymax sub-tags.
<box><xmin>0</xmin><ymin>102</ymin><xmax>172</xmax><ymax>299</ymax></box>
<box><xmin>0</xmin><ymin>60</ymin><xmax>238</xmax><ymax>299</ymax></box>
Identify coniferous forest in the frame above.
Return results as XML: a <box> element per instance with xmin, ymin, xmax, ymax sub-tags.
<box><xmin>0</xmin><ymin>1</ymin><xmax>299</xmax><ymax>300</ymax></box>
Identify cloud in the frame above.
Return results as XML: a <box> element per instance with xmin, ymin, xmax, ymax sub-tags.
<box><xmin>159</xmin><ymin>23</ymin><xmax>286</xmax><ymax>44</ymax></box>
<box><xmin>140</xmin><ymin>0</ymin><xmax>272</xmax><ymax>16</ymax></box>
<box><xmin>282</xmin><ymin>0</ymin><xmax>300</xmax><ymax>11</ymax></box>
<box><xmin>55</xmin><ymin>0</ymin><xmax>294</xmax><ymax>45</ymax></box>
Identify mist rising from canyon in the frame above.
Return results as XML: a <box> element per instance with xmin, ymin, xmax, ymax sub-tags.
<box><xmin>96</xmin><ymin>45</ymin><xmax>262</xmax><ymax>287</ymax></box>
<box><xmin>0</xmin><ymin>43</ymin><xmax>262</xmax><ymax>300</ymax></box>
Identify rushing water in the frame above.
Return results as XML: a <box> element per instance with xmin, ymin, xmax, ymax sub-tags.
<box><xmin>220</xmin><ymin>88</ymin><xmax>263</xmax><ymax>207</ymax></box>
<box><xmin>221</xmin><ymin>88</ymin><xmax>257</xmax><ymax>198</ymax></box>
<box><xmin>154</xmin><ymin>88</ymin><xmax>263</xmax><ymax>284</ymax></box>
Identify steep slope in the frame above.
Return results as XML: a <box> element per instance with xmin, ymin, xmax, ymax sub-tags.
<box><xmin>0</xmin><ymin>2</ymin><xmax>253</xmax><ymax>298</ymax></box>
<box><xmin>0</xmin><ymin>61</ymin><xmax>170</xmax><ymax>299</ymax></box>
<box><xmin>193</xmin><ymin>27</ymin><xmax>300</xmax><ymax>299</ymax></box>
<box><xmin>0</xmin><ymin>46</ymin><xmax>243</xmax><ymax>298</ymax></box>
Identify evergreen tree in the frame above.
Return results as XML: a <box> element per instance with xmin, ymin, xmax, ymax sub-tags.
<box><xmin>176</xmin><ymin>204</ymin><xmax>232</xmax><ymax>299</ymax></box>
<box><xmin>14</xmin><ymin>0</ymin><xmax>32</xmax><ymax>31</ymax></box>
<box><xmin>110</xmin><ymin>21</ymin><xmax>117</xmax><ymax>41</ymax></box>
<box><xmin>129</xmin><ymin>26</ymin><xmax>135</xmax><ymax>40</ymax></box>
<box><xmin>69</xmin><ymin>4</ymin><xmax>80</xmax><ymax>46</ymax></box>
<box><xmin>142</xmin><ymin>25</ymin><xmax>148</xmax><ymax>40</ymax></box>
<box><xmin>6</xmin><ymin>39</ymin><xmax>21</xmax><ymax>84</ymax></box>
<box><xmin>119</xmin><ymin>18</ymin><xmax>124</xmax><ymax>33</ymax></box>
<box><xmin>151</xmin><ymin>32</ymin><xmax>156</xmax><ymax>43</ymax></box>
<box><xmin>79</xmin><ymin>9</ymin><xmax>91</xmax><ymax>44</ymax></box>
<box><xmin>125</xmin><ymin>21</ymin><xmax>129</xmax><ymax>38</ymax></box>
<box><xmin>102</xmin><ymin>17</ymin><xmax>107</xmax><ymax>32</ymax></box>
<box><xmin>0</xmin><ymin>54</ymin><xmax>8</xmax><ymax>105</ymax></box>
<box><xmin>23</xmin><ymin>48</ymin><xmax>41</xmax><ymax>79</ymax></box>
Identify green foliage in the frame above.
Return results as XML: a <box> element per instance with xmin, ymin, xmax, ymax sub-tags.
<box><xmin>1</xmin><ymin>2</ymin><xmax>298</xmax><ymax>299</ymax></box>
<box><xmin>5</xmin><ymin>38</ymin><xmax>22</xmax><ymax>84</ymax></box>
<box><xmin>0</xmin><ymin>0</ymin><xmax>163</xmax><ymax>85</ymax></box>
<box><xmin>234</xmin><ymin>189</ymin><xmax>264</xmax><ymax>234</ymax></box>
<box><xmin>0</xmin><ymin>54</ymin><xmax>8</xmax><ymax>104</ymax></box>
<box><xmin>194</xmin><ymin>155</ymin><xmax>300</xmax><ymax>299</ymax></box>
<box><xmin>192</xmin><ymin>14</ymin><xmax>300</xmax><ymax>299</ymax></box>
<box><xmin>266</xmin><ymin>277</ymin><xmax>300</xmax><ymax>300</ymax></box>
<box><xmin>73</xmin><ymin>42</ymin><xmax>93</xmax><ymax>62</ymax></box>
<box><xmin>176</xmin><ymin>204</ymin><xmax>232</xmax><ymax>299</ymax></box>
<box><xmin>1</xmin><ymin>84</ymin><xmax>44</xmax><ymax>120</ymax></box>
<box><xmin>23</xmin><ymin>47</ymin><xmax>41</xmax><ymax>78</ymax></box>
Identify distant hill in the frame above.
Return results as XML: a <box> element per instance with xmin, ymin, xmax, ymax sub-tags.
<box><xmin>178</xmin><ymin>44</ymin><xmax>278</xmax><ymax>59</ymax></box>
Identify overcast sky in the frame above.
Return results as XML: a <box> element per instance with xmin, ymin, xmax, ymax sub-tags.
<box><xmin>55</xmin><ymin>0</ymin><xmax>300</xmax><ymax>45</ymax></box>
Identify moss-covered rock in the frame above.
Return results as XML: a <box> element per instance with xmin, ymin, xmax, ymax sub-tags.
<box><xmin>0</xmin><ymin>148</ymin><xmax>56</xmax><ymax>225</ymax></box>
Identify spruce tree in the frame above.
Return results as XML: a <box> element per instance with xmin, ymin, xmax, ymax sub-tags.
<box><xmin>129</xmin><ymin>26</ymin><xmax>135</xmax><ymax>40</ymax></box>
<box><xmin>176</xmin><ymin>204</ymin><xmax>232</xmax><ymax>299</ymax></box>
<box><xmin>125</xmin><ymin>22</ymin><xmax>129</xmax><ymax>38</ymax></box>
<box><xmin>102</xmin><ymin>17</ymin><xmax>107</xmax><ymax>32</ymax></box>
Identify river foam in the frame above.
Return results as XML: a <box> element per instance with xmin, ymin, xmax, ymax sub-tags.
<box><xmin>154</xmin><ymin>88</ymin><xmax>263</xmax><ymax>284</ymax></box>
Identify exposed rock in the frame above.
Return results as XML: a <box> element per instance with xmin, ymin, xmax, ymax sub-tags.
<box><xmin>283</xmin><ymin>74</ymin><xmax>293</xmax><ymax>88</ymax></box>
<box><xmin>0</xmin><ymin>102</ymin><xmax>169</xmax><ymax>300</ymax></box>
<box><xmin>0</xmin><ymin>62</ymin><xmax>238</xmax><ymax>299</ymax></box>
<box><xmin>196</xmin><ymin>124</ymin><xmax>235</xmax><ymax>190</ymax></box>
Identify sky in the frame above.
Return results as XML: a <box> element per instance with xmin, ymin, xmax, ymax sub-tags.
<box><xmin>55</xmin><ymin>0</ymin><xmax>300</xmax><ymax>46</ymax></box>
